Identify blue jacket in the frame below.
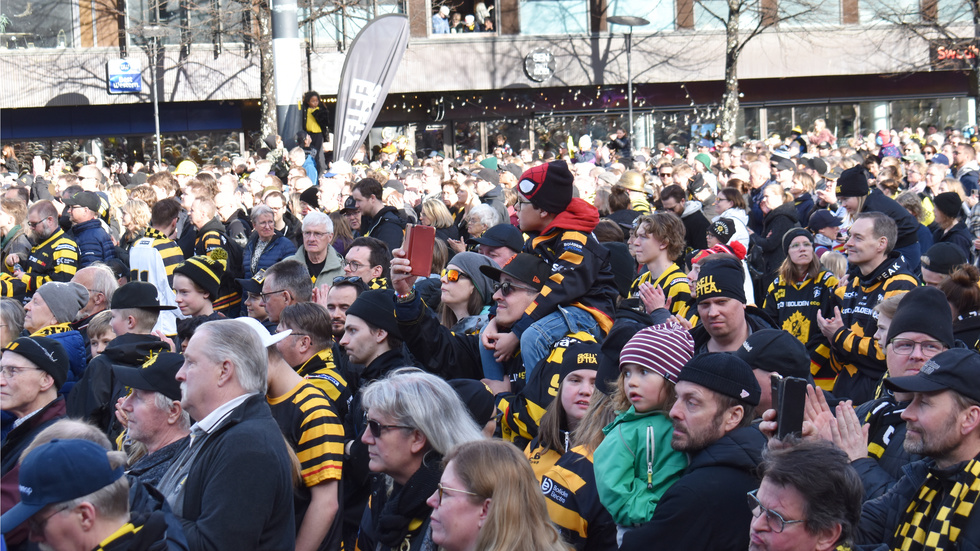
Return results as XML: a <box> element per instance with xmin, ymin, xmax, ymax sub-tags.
<box><xmin>48</xmin><ymin>328</ymin><xmax>87</xmax><ymax>396</ymax></box>
<box><xmin>71</xmin><ymin>218</ymin><xmax>116</xmax><ymax>268</ymax></box>
<box><xmin>242</xmin><ymin>232</ymin><xmax>297</xmax><ymax>280</ymax></box>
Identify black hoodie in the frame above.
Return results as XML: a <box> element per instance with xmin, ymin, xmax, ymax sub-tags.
<box><xmin>67</xmin><ymin>332</ymin><xmax>170</xmax><ymax>435</ymax></box>
<box><xmin>362</xmin><ymin>205</ymin><xmax>407</xmax><ymax>251</ymax></box>
<box><xmin>621</xmin><ymin>426</ymin><xmax>766</xmax><ymax>551</ymax></box>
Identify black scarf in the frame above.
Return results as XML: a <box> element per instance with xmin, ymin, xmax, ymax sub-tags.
<box><xmin>376</xmin><ymin>452</ymin><xmax>443</xmax><ymax>548</ymax></box>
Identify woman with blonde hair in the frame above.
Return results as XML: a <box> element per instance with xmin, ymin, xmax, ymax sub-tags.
<box><xmin>427</xmin><ymin>439</ymin><xmax>569</xmax><ymax>551</ymax></box>
<box><xmin>117</xmin><ymin>198</ymin><xmax>152</xmax><ymax>256</ymax></box>
<box><xmin>420</xmin><ymin>196</ymin><xmax>460</xmax><ymax>241</ymax></box>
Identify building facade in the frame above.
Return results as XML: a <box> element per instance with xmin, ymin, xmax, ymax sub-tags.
<box><xmin>1</xmin><ymin>0</ymin><xmax>976</xmax><ymax>160</ymax></box>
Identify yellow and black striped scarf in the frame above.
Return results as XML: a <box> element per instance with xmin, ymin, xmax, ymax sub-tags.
<box><xmin>891</xmin><ymin>459</ymin><xmax>980</xmax><ymax>550</ymax></box>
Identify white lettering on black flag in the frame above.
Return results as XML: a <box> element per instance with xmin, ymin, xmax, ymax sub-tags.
<box><xmin>333</xmin><ymin>15</ymin><xmax>410</xmax><ymax>163</ymax></box>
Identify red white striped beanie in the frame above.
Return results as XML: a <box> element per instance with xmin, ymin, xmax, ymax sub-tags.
<box><xmin>619</xmin><ymin>321</ymin><xmax>695</xmax><ymax>384</ymax></box>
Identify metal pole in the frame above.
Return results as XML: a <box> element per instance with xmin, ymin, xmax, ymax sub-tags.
<box><xmin>626</xmin><ymin>28</ymin><xmax>633</xmax><ymax>139</ymax></box>
<box><xmin>152</xmin><ymin>36</ymin><xmax>162</xmax><ymax>165</ymax></box>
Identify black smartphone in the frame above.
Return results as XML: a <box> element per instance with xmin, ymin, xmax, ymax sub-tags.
<box><xmin>771</xmin><ymin>373</ymin><xmax>807</xmax><ymax>439</ymax></box>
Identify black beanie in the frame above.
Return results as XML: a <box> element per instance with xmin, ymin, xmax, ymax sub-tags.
<box><xmin>921</xmin><ymin>242</ymin><xmax>968</xmax><ymax>275</ymax></box>
<box><xmin>835</xmin><ymin>166</ymin><xmax>870</xmax><ymax>197</ymax></box>
<box><xmin>449</xmin><ymin>379</ymin><xmax>495</xmax><ymax>427</ymax></box>
<box><xmin>677</xmin><ymin>352</ymin><xmax>760</xmax><ymax>406</ymax></box>
<box><xmin>3</xmin><ymin>337</ymin><xmax>69</xmax><ymax>390</ymax></box>
<box><xmin>782</xmin><ymin>227</ymin><xmax>814</xmax><ymax>256</ymax></box>
<box><xmin>173</xmin><ymin>252</ymin><xmax>227</xmax><ymax>300</ymax></box>
<box><xmin>517</xmin><ymin>161</ymin><xmax>573</xmax><ymax>213</ymax></box>
<box><xmin>346</xmin><ymin>289</ymin><xmax>400</xmax><ymax>337</ymax></box>
<box><xmin>708</xmin><ymin>218</ymin><xmax>736</xmax><ymax>245</ymax></box>
<box><xmin>933</xmin><ymin>192</ymin><xmax>962</xmax><ymax>219</ymax></box>
<box><xmin>695</xmin><ymin>257</ymin><xmax>746</xmax><ymax>304</ymax></box>
<box><xmin>299</xmin><ymin>186</ymin><xmax>319</xmax><ymax>210</ymax></box>
<box><xmin>886</xmin><ymin>286</ymin><xmax>955</xmax><ymax>348</ymax></box>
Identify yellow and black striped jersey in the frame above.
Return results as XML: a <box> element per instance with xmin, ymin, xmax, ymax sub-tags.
<box><xmin>1</xmin><ymin>228</ymin><xmax>78</xmax><ymax>298</ymax></box>
<box><xmin>628</xmin><ymin>263</ymin><xmax>694</xmax><ymax>322</ymax></box>
<box><xmin>296</xmin><ymin>347</ymin><xmax>352</xmax><ymax>421</ymax></box>
<box><xmin>541</xmin><ymin>445</ymin><xmax>617</xmax><ymax>551</ymax></box>
<box><xmin>267</xmin><ymin>380</ymin><xmax>345</xmax><ymax>487</ymax></box>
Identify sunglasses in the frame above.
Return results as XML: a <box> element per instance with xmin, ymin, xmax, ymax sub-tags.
<box><xmin>365</xmin><ymin>417</ymin><xmax>415</xmax><ymax>438</ymax></box>
<box><xmin>441</xmin><ymin>268</ymin><xmax>469</xmax><ymax>282</ymax></box>
<box><xmin>492</xmin><ymin>281</ymin><xmax>537</xmax><ymax>297</ymax></box>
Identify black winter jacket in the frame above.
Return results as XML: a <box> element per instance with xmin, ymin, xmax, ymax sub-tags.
<box><xmin>863</xmin><ymin>189</ymin><xmax>920</xmax><ymax>250</ymax></box>
<box><xmin>752</xmin><ymin>201</ymin><xmax>800</xmax><ymax>283</ymax></box>
<box><xmin>172</xmin><ymin>394</ymin><xmax>296</xmax><ymax>551</ymax></box>
<box><xmin>853</xmin><ymin>394</ymin><xmax>919</xmax><ymax>501</ymax></box>
<box><xmin>620</xmin><ymin>426</ymin><xmax>766</xmax><ymax>551</ymax></box>
<box><xmin>857</xmin><ymin>456</ymin><xmax>980</xmax><ymax>550</ymax></box>
<box><xmin>67</xmin><ymin>333</ymin><xmax>170</xmax><ymax>434</ymax></box>
<box><xmin>362</xmin><ymin>206</ymin><xmax>407</xmax><ymax>251</ymax></box>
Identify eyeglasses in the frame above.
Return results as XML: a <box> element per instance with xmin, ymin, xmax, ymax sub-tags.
<box><xmin>344</xmin><ymin>260</ymin><xmax>366</xmax><ymax>272</ymax></box>
<box><xmin>28</xmin><ymin>505</ymin><xmax>70</xmax><ymax>534</ymax></box>
<box><xmin>365</xmin><ymin>417</ymin><xmax>415</xmax><ymax>438</ymax></box>
<box><xmin>492</xmin><ymin>281</ymin><xmax>538</xmax><ymax>297</ymax></box>
<box><xmin>27</xmin><ymin>217</ymin><xmax>49</xmax><ymax>229</ymax></box>
<box><xmin>889</xmin><ymin>338</ymin><xmax>946</xmax><ymax>356</ymax></box>
<box><xmin>747</xmin><ymin>490</ymin><xmax>805</xmax><ymax>533</ymax></box>
<box><xmin>303</xmin><ymin>230</ymin><xmax>329</xmax><ymax>239</ymax></box>
<box><xmin>441</xmin><ymin>268</ymin><xmax>470</xmax><ymax>283</ymax></box>
<box><xmin>516</xmin><ymin>199</ymin><xmax>532</xmax><ymax>209</ymax></box>
<box><xmin>0</xmin><ymin>365</ymin><xmax>43</xmax><ymax>378</ymax></box>
<box><xmin>435</xmin><ymin>483</ymin><xmax>479</xmax><ymax>506</ymax></box>
<box><xmin>259</xmin><ymin>289</ymin><xmax>287</xmax><ymax>301</ymax></box>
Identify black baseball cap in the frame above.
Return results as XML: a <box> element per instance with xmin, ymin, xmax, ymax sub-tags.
<box><xmin>884</xmin><ymin>348</ymin><xmax>980</xmax><ymax>403</ymax></box>
<box><xmin>471</xmin><ymin>224</ymin><xmax>525</xmax><ymax>252</ymax></box>
<box><xmin>735</xmin><ymin>329</ymin><xmax>812</xmax><ymax>381</ymax></box>
<box><xmin>479</xmin><ymin>253</ymin><xmax>549</xmax><ymax>290</ymax></box>
<box><xmin>808</xmin><ymin>210</ymin><xmax>843</xmax><ymax>232</ymax></box>
<box><xmin>111</xmin><ymin>282</ymin><xmax>177</xmax><ymax>310</ymax></box>
<box><xmin>112</xmin><ymin>352</ymin><xmax>184</xmax><ymax>401</ymax></box>
<box><xmin>64</xmin><ymin>191</ymin><xmax>102</xmax><ymax>213</ymax></box>
<box><xmin>341</xmin><ymin>196</ymin><xmax>358</xmax><ymax>213</ymax></box>
<box><xmin>236</xmin><ymin>268</ymin><xmax>267</xmax><ymax>295</ymax></box>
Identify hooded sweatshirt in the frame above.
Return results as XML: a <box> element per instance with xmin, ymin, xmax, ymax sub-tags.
<box><xmin>67</xmin><ymin>333</ymin><xmax>170</xmax><ymax>435</ymax></box>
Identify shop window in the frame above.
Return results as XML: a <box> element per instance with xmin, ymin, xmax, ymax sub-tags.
<box><xmin>0</xmin><ymin>0</ymin><xmax>75</xmax><ymax>49</ymax></box>
<box><xmin>519</xmin><ymin>0</ymin><xmax>589</xmax><ymax>35</ymax></box>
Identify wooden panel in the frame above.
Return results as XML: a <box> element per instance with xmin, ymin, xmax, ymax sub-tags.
<box><xmin>79</xmin><ymin>0</ymin><xmax>95</xmax><ymax>47</ymax></box>
<box><xmin>409</xmin><ymin>0</ymin><xmax>428</xmax><ymax>37</ymax></box>
<box><xmin>499</xmin><ymin>0</ymin><xmax>520</xmax><ymax>34</ymax></box>
<box><xmin>676</xmin><ymin>0</ymin><xmax>694</xmax><ymax>29</ymax></box>
<box><xmin>842</xmin><ymin>0</ymin><xmax>859</xmax><ymax>24</ymax></box>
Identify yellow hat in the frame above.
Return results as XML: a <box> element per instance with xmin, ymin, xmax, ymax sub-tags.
<box><xmin>174</xmin><ymin>160</ymin><xmax>198</xmax><ymax>176</ymax></box>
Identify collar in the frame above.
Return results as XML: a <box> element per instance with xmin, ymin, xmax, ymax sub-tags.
<box><xmin>190</xmin><ymin>393</ymin><xmax>254</xmax><ymax>437</ymax></box>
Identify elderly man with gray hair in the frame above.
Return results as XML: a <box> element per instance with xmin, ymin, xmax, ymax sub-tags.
<box><xmin>289</xmin><ymin>210</ymin><xmax>345</xmax><ymax>288</ymax></box>
<box><xmin>156</xmin><ymin>319</ymin><xmax>296</xmax><ymax>550</ymax></box>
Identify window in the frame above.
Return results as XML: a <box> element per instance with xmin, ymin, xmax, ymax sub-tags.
<box><xmin>0</xmin><ymin>0</ymin><xmax>75</xmax><ymax>49</ymax></box>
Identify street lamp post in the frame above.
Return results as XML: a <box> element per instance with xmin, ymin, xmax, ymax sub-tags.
<box><xmin>131</xmin><ymin>25</ymin><xmax>170</xmax><ymax>166</ymax></box>
<box><xmin>606</xmin><ymin>16</ymin><xmax>650</xmax><ymax>141</ymax></box>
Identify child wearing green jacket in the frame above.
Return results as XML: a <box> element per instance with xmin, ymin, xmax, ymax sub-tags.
<box><xmin>594</xmin><ymin>321</ymin><xmax>693</xmax><ymax>544</ymax></box>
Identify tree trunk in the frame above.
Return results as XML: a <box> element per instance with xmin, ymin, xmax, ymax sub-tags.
<box><xmin>257</xmin><ymin>0</ymin><xmax>276</xmax><ymax>138</ymax></box>
<box><xmin>720</xmin><ymin>0</ymin><xmax>741</xmax><ymax>142</ymax></box>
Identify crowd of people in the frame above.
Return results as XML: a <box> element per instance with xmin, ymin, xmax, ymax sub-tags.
<box><xmin>1</xmin><ymin>118</ymin><xmax>980</xmax><ymax>551</ymax></box>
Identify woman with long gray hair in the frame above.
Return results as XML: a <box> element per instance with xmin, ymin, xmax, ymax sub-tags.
<box><xmin>355</xmin><ymin>368</ymin><xmax>485</xmax><ymax>551</ymax></box>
